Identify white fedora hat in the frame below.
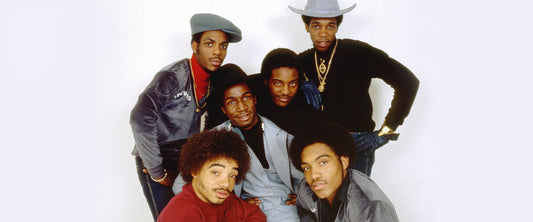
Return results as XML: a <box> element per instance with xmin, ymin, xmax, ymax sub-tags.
<box><xmin>289</xmin><ymin>0</ymin><xmax>356</xmax><ymax>18</ymax></box>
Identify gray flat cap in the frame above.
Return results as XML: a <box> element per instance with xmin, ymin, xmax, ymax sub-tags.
<box><xmin>190</xmin><ymin>13</ymin><xmax>242</xmax><ymax>43</ymax></box>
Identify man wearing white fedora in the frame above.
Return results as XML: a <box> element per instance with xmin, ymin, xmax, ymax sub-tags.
<box><xmin>289</xmin><ymin>0</ymin><xmax>420</xmax><ymax>177</ymax></box>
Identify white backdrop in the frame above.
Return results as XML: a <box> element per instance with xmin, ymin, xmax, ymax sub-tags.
<box><xmin>2</xmin><ymin>0</ymin><xmax>529</xmax><ymax>221</ymax></box>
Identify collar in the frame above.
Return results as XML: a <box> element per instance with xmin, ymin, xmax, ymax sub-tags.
<box><xmin>333</xmin><ymin>170</ymin><xmax>350</xmax><ymax>203</ymax></box>
<box><xmin>190</xmin><ymin>54</ymin><xmax>210</xmax><ymax>98</ymax></box>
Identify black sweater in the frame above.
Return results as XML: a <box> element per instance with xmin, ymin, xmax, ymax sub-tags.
<box><xmin>299</xmin><ymin>39</ymin><xmax>419</xmax><ymax>132</ymax></box>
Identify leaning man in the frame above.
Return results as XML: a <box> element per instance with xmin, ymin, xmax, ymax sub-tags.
<box><xmin>130</xmin><ymin>13</ymin><xmax>241</xmax><ymax>220</ymax></box>
<box><xmin>158</xmin><ymin>130</ymin><xmax>266</xmax><ymax>222</ymax></box>
<box><xmin>290</xmin><ymin>121</ymin><xmax>398</xmax><ymax>222</ymax></box>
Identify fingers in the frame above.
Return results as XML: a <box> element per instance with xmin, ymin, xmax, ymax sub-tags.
<box><xmin>142</xmin><ymin>168</ymin><xmax>148</xmax><ymax>174</ymax></box>
<box><xmin>286</xmin><ymin>194</ymin><xmax>298</xmax><ymax>205</ymax></box>
<box><xmin>245</xmin><ymin>197</ymin><xmax>261</xmax><ymax>205</ymax></box>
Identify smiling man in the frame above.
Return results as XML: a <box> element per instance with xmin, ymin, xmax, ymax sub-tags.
<box><xmin>130</xmin><ymin>13</ymin><xmax>241</xmax><ymax>220</ymax></box>
<box><xmin>158</xmin><ymin>130</ymin><xmax>266</xmax><ymax>222</ymax></box>
<box><xmin>289</xmin><ymin>0</ymin><xmax>419</xmax><ymax>176</ymax></box>
<box><xmin>248</xmin><ymin>48</ymin><xmax>320</xmax><ymax>135</ymax></box>
<box><xmin>290</xmin><ymin>121</ymin><xmax>398</xmax><ymax>222</ymax></box>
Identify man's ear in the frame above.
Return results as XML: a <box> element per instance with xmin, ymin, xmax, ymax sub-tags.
<box><xmin>340</xmin><ymin>156</ymin><xmax>349</xmax><ymax>170</ymax></box>
<box><xmin>191</xmin><ymin>41</ymin><xmax>198</xmax><ymax>54</ymax></box>
<box><xmin>221</xmin><ymin>106</ymin><xmax>227</xmax><ymax>114</ymax></box>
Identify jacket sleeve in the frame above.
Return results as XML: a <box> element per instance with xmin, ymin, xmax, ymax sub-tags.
<box><xmin>366</xmin><ymin>201</ymin><xmax>399</xmax><ymax>222</ymax></box>
<box><xmin>130</xmin><ymin>89</ymin><xmax>166</xmax><ymax>179</ymax></box>
<box><xmin>362</xmin><ymin>42</ymin><xmax>420</xmax><ymax>130</ymax></box>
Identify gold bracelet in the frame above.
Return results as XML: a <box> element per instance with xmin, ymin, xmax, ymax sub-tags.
<box><xmin>150</xmin><ymin>169</ymin><xmax>167</xmax><ymax>182</ymax></box>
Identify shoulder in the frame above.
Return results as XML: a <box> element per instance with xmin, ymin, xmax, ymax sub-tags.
<box><xmin>261</xmin><ymin>116</ymin><xmax>288</xmax><ymax>135</ymax></box>
<box><xmin>347</xmin><ymin>169</ymin><xmax>394</xmax><ymax>205</ymax></box>
<box><xmin>213</xmin><ymin>120</ymin><xmax>232</xmax><ymax>131</ymax></box>
<box><xmin>158</xmin><ymin>193</ymin><xmax>203</xmax><ymax>221</ymax></box>
<box><xmin>298</xmin><ymin>48</ymin><xmax>314</xmax><ymax>59</ymax></box>
<box><xmin>339</xmin><ymin>39</ymin><xmax>388</xmax><ymax>57</ymax></box>
<box><xmin>146</xmin><ymin>59</ymin><xmax>191</xmax><ymax>98</ymax></box>
<box><xmin>296</xmin><ymin>180</ymin><xmax>316</xmax><ymax>209</ymax></box>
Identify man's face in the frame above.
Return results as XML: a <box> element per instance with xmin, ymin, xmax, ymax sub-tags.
<box><xmin>266</xmin><ymin>67</ymin><xmax>299</xmax><ymax>107</ymax></box>
<box><xmin>191</xmin><ymin>157</ymin><xmax>239</xmax><ymax>205</ymax></box>
<box><xmin>221</xmin><ymin>83</ymin><xmax>258</xmax><ymax>130</ymax></box>
<box><xmin>192</xmin><ymin>30</ymin><xmax>229</xmax><ymax>72</ymax></box>
<box><xmin>300</xmin><ymin>142</ymin><xmax>348</xmax><ymax>204</ymax></box>
<box><xmin>305</xmin><ymin>17</ymin><xmax>338</xmax><ymax>52</ymax></box>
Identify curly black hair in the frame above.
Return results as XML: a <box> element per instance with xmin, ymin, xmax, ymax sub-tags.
<box><xmin>179</xmin><ymin>129</ymin><xmax>250</xmax><ymax>184</ymax></box>
<box><xmin>260</xmin><ymin>48</ymin><xmax>303</xmax><ymax>81</ymax></box>
<box><xmin>289</xmin><ymin>121</ymin><xmax>357</xmax><ymax>172</ymax></box>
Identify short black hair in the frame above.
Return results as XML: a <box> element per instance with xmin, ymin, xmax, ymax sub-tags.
<box><xmin>289</xmin><ymin>121</ymin><xmax>357</xmax><ymax>171</ymax></box>
<box><xmin>179</xmin><ymin>129</ymin><xmax>250</xmax><ymax>184</ymax></box>
<box><xmin>301</xmin><ymin>15</ymin><xmax>343</xmax><ymax>27</ymax></box>
<box><xmin>191</xmin><ymin>32</ymin><xmax>203</xmax><ymax>44</ymax></box>
<box><xmin>260</xmin><ymin>48</ymin><xmax>302</xmax><ymax>81</ymax></box>
<box><xmin>211</xmin><ymin>63</ymin><xmax>251</xmax><ymax>107</ymax></box>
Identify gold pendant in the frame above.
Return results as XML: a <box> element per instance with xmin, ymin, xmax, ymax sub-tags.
<box><xmin>319</xmin><ymin>62</ymin><xmax>326</xmax><ymax>74</ymax></box>
<box><xmin>318</xmin><ymin>83</ymin><xmax>325</xmax><ymax>92</ymax></box>
<box><xmin>196</xmin><ymin>108</ymin><xmax>200</xmax><ymax>113</ymax></box>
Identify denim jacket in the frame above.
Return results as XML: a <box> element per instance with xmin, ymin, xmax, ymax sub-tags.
<box><xmin>130</xmin><ymin>59</ymin><xmax>211</xmax><ymax>178</ymax></box>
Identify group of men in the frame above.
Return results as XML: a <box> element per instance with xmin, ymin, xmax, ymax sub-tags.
<box><xmin>130</xmin><ymin>0</ymin><xmax>419</xmax><ymax>221</ymax></box>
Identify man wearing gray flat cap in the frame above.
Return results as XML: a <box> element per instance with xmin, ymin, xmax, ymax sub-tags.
<box><xmin>130</xmin><ymin>13</ymin><xmax>241</xmax><ymax>221</ymax></box>
<box><xmin>289</xmin><ymin>0</ymin><xmax>420</xmax><ymax>177</ymax></box>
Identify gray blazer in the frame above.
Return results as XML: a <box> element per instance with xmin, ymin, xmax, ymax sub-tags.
<box><xmin>214</xmin><ymin>115</ymin><xmax>304</xmax><ymax>197</ymax></box>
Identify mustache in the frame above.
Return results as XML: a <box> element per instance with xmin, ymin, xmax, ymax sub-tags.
<box><xmin>311</xmin><ymin>179</ymin><xmax>327</xmax><ymax>185</ymax></box>
<box><xmin>214</xmin><ymin>188</ymin><xmax>230</xmax><ymax>193</ymax></box>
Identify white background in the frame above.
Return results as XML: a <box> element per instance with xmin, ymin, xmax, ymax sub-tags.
<box><xmin>1</xmin><ymin>0</ymin><xmax>531</xmax><ymax>221</ymax></box>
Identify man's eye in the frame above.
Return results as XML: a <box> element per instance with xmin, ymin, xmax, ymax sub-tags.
<box><xmin>242</xmin><ymin>96</ymin><xmax>251</xmax><ymax>101</ymax></box>
<box><xmin>212</xmin><ymin>171</ymin><xmax>219</xmax><ymax>175</ymax></box>
<box><xmin>302</xmin><ymin>166</ymin><xmax>310</xmax><ymax>171</ymax></box>
<box><xmin>221</xmin><ymin>44</ymin><xmax>228</xmax><ymax>49</ymax></box>
<box><xmin>227</xmin><ymin>100</ymin><xmax>236</xmax><ymax>106</ymax></box>
<box><xmin>320</xmin><ymin>161</ymin><xmax>328</xmax><ymax>166</ymax></box>
<box><xmin>230</xmin><ymin>174</ymin><xmax>236</xmax><ymax>178</ymax></box>
<box><xmin>274</xmin><ymin>82</ymin><xmax>282</xmax><ymax>86</ymax></box>
<box><xmin>205</xmin><ymin>42</ymin><xmax>213</xmax><ymax>47</ymax></box>
<box><xmin>289</xmin><ymin>82</ymin><xmax>297</xmax><ymax>87</ymax></box>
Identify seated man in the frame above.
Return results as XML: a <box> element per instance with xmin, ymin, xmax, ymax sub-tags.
<box><xmin>159</xmin><ymin>130</ymin><xmax>266</xmax><ymax>222</ymax></box>
<box><xmin>289</xmin><ymin>121</ymin><xmax>398</xmax><ymax>222</ymax></box>
<box><xmin>248</xmin><ymin>48</ymin><xmax>320</xmax><ymax>135</ymax></box>
<box><xmin>174</xmin><ymin>64</ymin><xmax>304</xmax><ymax>222</ymax></box>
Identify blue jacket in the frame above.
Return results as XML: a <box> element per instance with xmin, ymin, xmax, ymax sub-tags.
<box><xmin>130</xmin><ymin>59</ymin><xmax>211</xmax><ymax>178</ymax></box>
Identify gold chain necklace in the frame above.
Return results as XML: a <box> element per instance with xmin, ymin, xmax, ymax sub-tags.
<box><xmin>189</xmin><ymin>60</ymin><xmax>210</xmax><ymax>113</ymax></box>
<box><xmin>314</xmin><ymin>39</ymin><xmax>338</xmax><ymax>92</ymax></box>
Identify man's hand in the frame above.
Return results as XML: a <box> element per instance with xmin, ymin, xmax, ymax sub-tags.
<box><xmin>285</xmin><ymin>194</ymin><xmax>297</xmax><ymax>205</ymax></box>
<box><xmin>245</xmin><ymin>197</ymin><xmax>261</xmax><ymax>205</ymax></box>
<box><xmin>300</xmin><ymin>76</ymin><xmax>322</xmax><ymax>110</ymax></box>
<box><xmin>351</xmin><ymin>131</ymin><xmax>391</xmax><ymax>155</ymax></box>
<box><xmin>142</xmin><ymin>169</ymin><xmax>175</xmax><ymax>187</ymax></box>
